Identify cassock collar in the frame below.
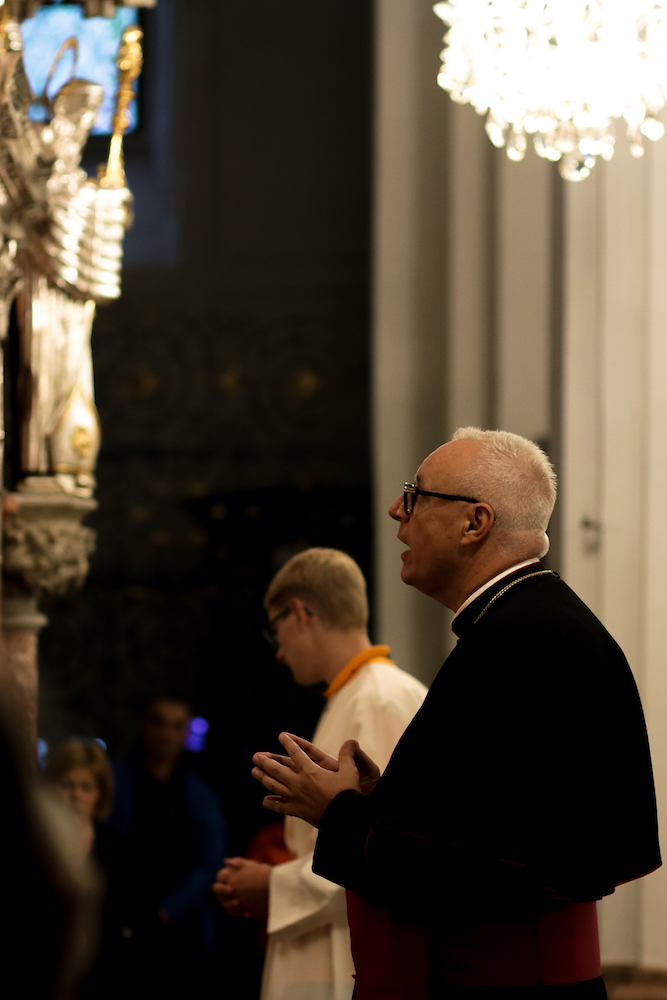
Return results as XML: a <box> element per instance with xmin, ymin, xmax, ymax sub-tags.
<box><xmin>452</xmin><ymin>560</ymin><xmax>546</xmax><ymax>640</ymax></box>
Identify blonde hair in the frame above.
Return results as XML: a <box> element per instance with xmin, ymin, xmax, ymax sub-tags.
<box><xmin>451</xmin><ymin>428</ymin><xmax>557</xmax><ymax>559</ymax></box>
<box><xmin>264</xmin><ymin>547</ymin><xmax>368</xmax><ymax>631</ymax></box>
<box><xmin>43</xmin><ymin>740</ymin><xmax>114</xmax><ymax>822</ymax></box>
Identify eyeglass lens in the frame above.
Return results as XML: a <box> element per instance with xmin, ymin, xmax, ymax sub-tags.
<box><xmin>262</xmin><ymin>626</ymin><xmax>278</xmax><ymax>648</ymax></box>
<box><xmin>262</xmin><ymin>606</ymin><xmax>292</xmax><ymax>647</ymax></box>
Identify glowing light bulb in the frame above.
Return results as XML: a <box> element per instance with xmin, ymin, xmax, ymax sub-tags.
<box><xmin>641</xmin><ymin>114</ymin><xmax>666</xmax><ymax>139</ymax></box>
<box><xmin>507</xmin><ymin>131</ymin><xmax>527</xmax><ymax>161</ymax></box>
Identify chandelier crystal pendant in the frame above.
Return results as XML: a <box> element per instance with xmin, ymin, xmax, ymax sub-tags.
<box><xmin>433</xmin><ymin>0</ymin><xmax>667</xmax><ymax>181</ymax></box>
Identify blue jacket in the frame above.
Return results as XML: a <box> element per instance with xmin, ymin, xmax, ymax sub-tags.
<box><xmin>108</xmin><ymin>759</ymin><xmax>227</xmax><ymax>950</ymax></box>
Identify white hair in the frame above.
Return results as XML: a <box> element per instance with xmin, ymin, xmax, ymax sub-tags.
<box><xmin>451</xmin><ymin>428</ymin><xmax>557</xmax><ymax>559</ymax></box>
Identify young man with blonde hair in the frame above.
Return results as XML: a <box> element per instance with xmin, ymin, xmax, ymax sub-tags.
<box><xmin>214</xmin><ymin>547</ymin><xmax>426</xmax><ymax>1000</ymax></box>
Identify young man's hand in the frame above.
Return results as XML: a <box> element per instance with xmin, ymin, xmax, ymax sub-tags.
<box><xmin>213</xmin><ymin>857</ymin><xmax>271</xmax><ymax>920</ymax></box>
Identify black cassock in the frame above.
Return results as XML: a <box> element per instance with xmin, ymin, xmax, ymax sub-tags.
<box><xmin>313</xmin><ymin>563</ymin><xmax>661</xmax><ymax>999</ymax></box>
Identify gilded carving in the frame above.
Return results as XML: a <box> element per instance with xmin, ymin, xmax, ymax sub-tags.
<box><xmin>48</xmin><ymin>382</ymin><xmax>101</xmax><ymax>474</ymax></box>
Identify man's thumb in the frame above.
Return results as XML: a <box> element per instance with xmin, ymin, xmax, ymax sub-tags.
<box><xmin>339</xmin><ymin>739</ymin><xmax>359</xmax><ymax>767</ymax></box>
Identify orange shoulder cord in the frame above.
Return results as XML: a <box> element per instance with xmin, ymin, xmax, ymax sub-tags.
<box><xmin>324</xmin><ymin>645</ymin><xmax>393</xmax><ymax>700</ymax></box>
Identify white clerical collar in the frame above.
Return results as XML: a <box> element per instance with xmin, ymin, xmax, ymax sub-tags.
<box><xmin>451</xmin><ymin>559</ymin><xmax>541</xmax><ymax>632</ymax></box>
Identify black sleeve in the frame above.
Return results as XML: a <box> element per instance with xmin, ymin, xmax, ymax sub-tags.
<box><xmin>313</xmin><ymin>790</ymin><xmax>555</xmax><ymax>926</ymax></box>
<box><xmin>313</xmin><ymin>789</ymin><xmax>379</xmax><ymax>897</ymax></box>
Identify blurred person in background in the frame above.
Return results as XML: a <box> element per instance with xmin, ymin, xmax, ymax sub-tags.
<box><xmin>44</xmin><ymin>739</ymin><xmax>126</xmax><ymax>999</ymax></box>
<box><xmin>107</xmin><ymin>695</ymin><xmax>227</xmax><ymax>999</ymax></box>
<box><xmin>0</xmin><ymin>712</ymin><xmax>99</xmax><ymax>999</ymax></box>
<box><xmin>214</xmin><ymin>548</ymin><xmax>427</xmax><ymax>1000</ymax></box>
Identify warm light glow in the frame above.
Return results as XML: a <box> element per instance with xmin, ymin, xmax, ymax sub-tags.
<box><xmin>433</xmin><ymin>1</ymin><xmax>667</xmax><ymax>180</ymax></box>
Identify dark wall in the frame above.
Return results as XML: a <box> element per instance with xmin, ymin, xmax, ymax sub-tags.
<box><xmin>38</xmin><ymin>0</ymin><xmax>374</xmax><ymax>851</ymax></box>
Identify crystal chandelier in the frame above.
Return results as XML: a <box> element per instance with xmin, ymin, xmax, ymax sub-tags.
<box><xmin>433</xmin><ymin>1</ymin><xmax>667</xmax><ymax>181</ymax></box>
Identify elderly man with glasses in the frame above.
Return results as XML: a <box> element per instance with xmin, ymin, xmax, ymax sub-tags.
<box><xmin>252</xmin><ymin>428</ymin><xmax>660</xmax><ymax>1000</ymax></box>
<box><xmin>214</xmin><ymin>546</ymin><xmax>426</xmax><ymax>1000</ymax></box>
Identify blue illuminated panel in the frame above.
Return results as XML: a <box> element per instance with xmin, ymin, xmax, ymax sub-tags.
<box><xmin>21</xmin><ymin>3</ymin><xmax>139</xmax><ymax>135</ymax></box>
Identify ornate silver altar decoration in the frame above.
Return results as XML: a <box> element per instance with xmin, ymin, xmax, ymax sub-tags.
<box><xmin>434</xmin><ymin>1</ymin><xmax>667</xmax><ymax>181</ymax></box>
<box><xmin>0</xmin><ymin>1</ymin><xmax>145</xmax><ymax>612</ymax></box>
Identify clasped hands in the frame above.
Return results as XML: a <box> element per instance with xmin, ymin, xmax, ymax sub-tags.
<box><xmin>213</xmin><ymin>857</ymin><xmax>272</xmax><ymax>920</ymax></box>
<box><xmin>213</xmin><ymin>734</ymin><xmax>380</xmax><ymax>921</ymax></box>
<box><xmin>252</xmin><ymin>732</ymin><xmax>381</xmax><ymax>828</ymax></box>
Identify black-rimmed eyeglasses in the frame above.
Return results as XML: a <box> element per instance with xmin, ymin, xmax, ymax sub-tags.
<box><xmin>403</xmin><ymin>482</ymin><xmax>480</xmax><ymax>516</ymax></box>
<box><xmin>262</xmin><ymin>605</ymin><xmax>313</xmax><ymax>647</ymax></box>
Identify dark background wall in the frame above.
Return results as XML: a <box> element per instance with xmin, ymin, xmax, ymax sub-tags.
<box><xmin>38</xmin><ymin>0</ymin><xmax>374</xmax><ymax>853</ymax></box>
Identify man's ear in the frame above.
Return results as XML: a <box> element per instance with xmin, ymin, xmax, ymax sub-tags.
<box><xmin>289</xmin><ymin>597</ymin><xmax>315</xmax><ymax>626</ymax></box>
<box><xmin>461</xmin><ymin>503</ymin><xmax>495</xmax><ymax>545</ymax></box>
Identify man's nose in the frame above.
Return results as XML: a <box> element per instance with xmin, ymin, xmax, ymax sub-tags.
<box><xmin>275</xmin><ymin>646</ymin><xmax>285</xmax><ymax>665</ymax></box>
<box><xmin>388</xmin><ymin>495</ymin><xmax>406</xmax><ymax>522</ymax></box>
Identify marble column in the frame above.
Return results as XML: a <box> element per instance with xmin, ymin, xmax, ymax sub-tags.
<box><xmin>0</xmin><ymin>598</ymin><xmax>47</xmax><ymax>763</ymax></box>
<box><xmin>372</xmin><ymin>0</ymin><xmax>557</xmax><ymax>682</ymax></box>
<box><xmin>372</xmin><ymin>0</ymin><xmax>450</xmax><ymax>684</ymax></box>
<box><xmin>560</xmin><ymin>115</ymin><xmax>667</xmax><ymax>968</ymax></box>
<box><xmin>1</xmin><ymin>477</ymin><xmax>96</xmax><ymax>763</ymax></box>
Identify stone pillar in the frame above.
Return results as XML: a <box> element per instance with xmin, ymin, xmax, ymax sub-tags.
<box><xmin>1</xmin><ymin>477</ymin><xmax>96</xmax><ymax>762</ymax></box>
<box><xmin>0</xmin><ymin>599</ymin><xmax>47</xmax><ymax>762</ymax></box>
<box><xmin>372</xmin><ymin>0</ymin><xmax>450</xmax><ymax>684</ymax></box>
<box><xmin>560</xmin><ymin>114</ymin><xmax>667</xmax><ymax>969</ymax></box>
<box><xmin>494</xmin><ymin>149</ymin><xmax>553</xmax><ymax>448</ymax></box>
<box><xmin>373</xmin><ymin>0</ymin><xmax>557</xmax><ymax>682</ymax></box>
